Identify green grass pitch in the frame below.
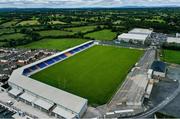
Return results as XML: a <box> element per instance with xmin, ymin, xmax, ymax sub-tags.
<box><xmin>31</xmin><ymin>45</ymin><xmax>143</xmax><ymax>105</ymax></box>
<box><xmin>161</xmin><ymin>50</ymin><xmax>180</xmax><ymax>65</ymax></box>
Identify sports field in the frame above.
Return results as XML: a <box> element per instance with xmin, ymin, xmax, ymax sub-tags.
<box><xmin>161</xmin><ymin>50</ymin><xmax>180</xmax><ymax>64</ymax></box>
<box><xmin>31</xmin><ymin>45</ymin><xmax>143</xmax><ymax>105</ymax></box>
<box><xmin>19</xmin><ymin>38</ymin><xmax>87</xmax><ymax>51</ymax></box>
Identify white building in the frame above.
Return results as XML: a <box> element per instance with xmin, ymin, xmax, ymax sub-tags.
<box><xmin>118</xmin><ymin>33</ymin><xmax>149</xmax><ymax>44</ymax></box>
<box><xmin>128</xmin><ymin>28</ymin><xmax>153</xmax><ymax>36</ymax></box>
<box><xmin>167</xmin><ymin>37</ymin><xmax>180</xmax><ymax>44</ymax></box>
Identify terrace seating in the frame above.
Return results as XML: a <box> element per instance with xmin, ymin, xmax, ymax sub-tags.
<box><xmin>59</xmin><ymin>54</ymin><xmax>67</xmax><ymax>59</ymax></box>
<box><xmin>45</xmin><ymin>59</ymin><xmax>55</xmax><ymax>65</ymax></box>
<box><xmin>37</xmin><ymin>62</ymin><xmax>47</xmax><ymax>68</ymax></box>
<box><xmin>23</xmin><ymin>69</ymin><xmax>31</xmax><ymax>75</ymax></box>
<box><xmin>74</xmin><ymin>48</ymin><xmax>80</xmax><ymax>52</ymax></box>
<box><xmin>30</xmin><ymin>66</ymin><xmax>37</xmax><ymax>71</ymax></box>
<box><xmin>69</xmin><ymin>50</ymin><xmax>75</xmax><ymax>54</ymax></box>
<box><xmin>53</xmin><ymin>57</ymin><xmax>61</xmax><ymax>61</ymax></box>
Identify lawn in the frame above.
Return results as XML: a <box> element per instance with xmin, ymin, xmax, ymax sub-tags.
<box><xmin>0</xmin><ymin>33</ymin><xmax>26</xmax><ymax>41</ymax></box>
<box><xmin>48</xmin><ymin>21</ymin><xmax>67</xmax><ymax>25</ymax></box>
<box><xmin>17</xmin><ymin>20</ymin><xmax>40</xmax><ymax>26</ymax></box>
<box><xmin>65</xmin><ymin>26</ymin><xmax>96</xmax><ymax>33</ymax></box>
<box><xmin>31</xmin><ymin>45</ymin><xmax>143</xmax><ymax>105</ymax></box>
<box><xmin>37</xmin><ymin>30</ymin><xmax>73</xmax><ymax>37</ymax></box>
<box><xmin>85</xmin><ymin>29</ymin><xmax>117</xmax><ymax>41</ymax></box>
<box><xmin>19</xmin><ymin>38</ymin><xmax>87</xmax><ymax>51</ymax></box>
<box><xmin>161</xmin><ymin>50</ymin><xmax>180</xmax><ymax>64</ymax></box>
<box><xmin>0</xmin><ymin>20</ymin><xmax>18</xmax><ymax>27</ymax></box>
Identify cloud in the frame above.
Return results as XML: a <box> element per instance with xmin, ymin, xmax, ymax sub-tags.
<box><xmin>0</xmin><ymin>0</ymin><xmax>180</xmax><ymax>8</ymax></box>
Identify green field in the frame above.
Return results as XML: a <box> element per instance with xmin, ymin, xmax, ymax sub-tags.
<box><xmin>37</xmin><ymin>30</ymin><xmax>73</xmax><ymax>37</ymax></box>
<box><xmin>48</xmin><ymin>21</ymin><xmax>67</xmax><ymax>25</ymax></box>
<box><xmin>65</xmin><ymin>26</ymin><xmax>96</xmax><ymax>33</ymax></box>
<box><xmin>31</xmin><ymin>45</ymin><xmax>143</xmax><ymax>105</ymax></box>
<box><xmin>19</xmin><ymin>38</ymin><xmax>87</xmax><ymax>51</ymax></box>
<box><xmin>161</xmin><ymin>50</ymin><xmax>180</xmax><ymax>64</ymax></box>
<box><xmin>0</xmin><ymin>20</ymin><xmax>18</xmax><ymax>27</ymax></box>
<box><xmin>17</xmin><ymin>20</ymin><xmax>40</xmax><ymax>26</ymax></box>
<box><xmin>0</xmin><ymin>33</ymin><xmax>26</xmax><ymax>41</ymax></box>
<box><xmin>85</xmin><ymin>29</ymin><xmax>117</xmax><ymax>41</ymax></box>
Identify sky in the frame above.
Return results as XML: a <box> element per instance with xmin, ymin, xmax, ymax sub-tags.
<box><xmin>0</xmin><ymin>0</ymin><xmax>180</xmax><ymax>8</ymax></box>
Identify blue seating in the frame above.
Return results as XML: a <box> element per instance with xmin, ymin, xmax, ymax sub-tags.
<box><xmin>23</xmin><ymin>69</ymin><xmax>30</xmax><ymax>75</ymax></box>
<box><xmin>74</xmin><ymin>48</ymin><xmax>80</xmax><ymax>52</ymax></box>
<box><xmin>59</xmin><ymin>54</ymin><xmax>67</xmax><ymax>59</ymax></box>
<box><xmin>45</xmin><ymin>59</ymin><xmax>54</xmax><ymax>65</ymax></box>
<box><xmin>30</xmin><ymin>66</ymin><xmax>37</xmax><ymax>71</ymax></box>
<box><xmin>37</xmin><ymin>63</ymin><xmax>47</xmax><ymax>68</ymax></box>
<box><xmin>69</xmin><ymin>50</ymin><xmax>75</xmax><ymax>54</ymax></box>
<box><xmin>53</xmin><ymin>57</ymin><xmax>61</xmax><ymax>61</ymax></box>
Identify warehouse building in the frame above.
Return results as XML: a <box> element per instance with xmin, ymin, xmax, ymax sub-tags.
<box><xmin>118</xmin><ymin>33</ymin><xmax>149</xmax><ymax>44</ymax></box>
<box><xmin>151</xmin><ymin>61</ymin><xmax>167</xmax><ymax>80</ymax></box>
<box><xmin>118</xmin><ymin>28</ymin><xmax>153</xmax><ymax>45</ymax></box>
<box><xmin>128</xmin><ymin>28</ymin><xmax>153</xmax><ymax>36</ymax></box>
<box><xmin>167</xmin><ymin>37</ymin><xmax>180</xmax><ymax>44</ymax></box>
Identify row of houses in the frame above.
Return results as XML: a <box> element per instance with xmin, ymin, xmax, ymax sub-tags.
<box><xmin>0</xmin><ymin>48</ymin><xmax>56</xmax><ymax>91</ymax></box>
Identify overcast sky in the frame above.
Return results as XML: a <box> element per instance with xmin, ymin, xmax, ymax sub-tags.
<box><xmin>0</xmin><ymin>0</ymin><xmax>180</xmax><ymax>8</ymax></box>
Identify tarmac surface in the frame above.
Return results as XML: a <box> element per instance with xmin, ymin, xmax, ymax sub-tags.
<box><xmin>159</xmin><ymin>65</ymin><xmax>180</xmax><ymax>118</ymax></box>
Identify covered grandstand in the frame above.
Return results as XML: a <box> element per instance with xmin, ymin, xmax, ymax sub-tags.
<box><xmin>8</xmin><ymin>41</ymin><xmax>94</xmax><ymax>118</ymax></box>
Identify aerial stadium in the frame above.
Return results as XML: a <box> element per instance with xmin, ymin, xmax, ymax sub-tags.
<box><xmin>8</xmin><ymin>40</ymin><xmax>144</xmax><ymax>118</ymax></box>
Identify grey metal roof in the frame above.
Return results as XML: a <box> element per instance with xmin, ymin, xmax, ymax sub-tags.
<box><xmin>151</xmin><ymin>61</ymin><xmax>166</xmax><ymax>73</ymax></box>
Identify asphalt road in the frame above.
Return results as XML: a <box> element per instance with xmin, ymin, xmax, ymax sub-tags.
<box><xmin>133</xmin><ymin>80</ymin><xmax>180</xmax><ymax>118</ymax></box>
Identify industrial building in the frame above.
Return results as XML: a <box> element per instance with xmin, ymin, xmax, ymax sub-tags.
<box><xmin>8</xmin><ymin>41</ymin><xmax>95</xmax><ymax>118</ymax></box>
<box><xmin>118</xmin><ymin>28</ymin><xmax>153</xmax><ymax>44</ymax></box>
<box><xmin>128</xmin><ymin>28</ymin><xmax>153</xmax><ymax>36</ymax></box>
<box><xmin>167</xmin><ymin>37</ymin><xmax>180</xmax><ymax>44</ymax></box>
<box><xmin>150</xmin><ymin>61</ymin><xmax>167</xmax><ymax>79</ymax></box>
<box><xmin>118</xmin><ymin>33</ymin><xmax>149</xmax><ymax>44</ymax></box>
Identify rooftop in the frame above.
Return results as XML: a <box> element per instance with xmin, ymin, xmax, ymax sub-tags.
<box><xmin>167</xmin><ymin>37</ymin><xmax>180</xmax><ymax>44</ymax></box>
<box><xmin>151</xmin><ymin>61</ymin><xmax>166</xmax><ymax>73</ymax></box>
<box><xmin>118</xmin><ymin>33</ymin><xmax>148</xmax><ymax>41</ymax></box>
<box><xmin>128</xmin><ymin>28</ymin><xmax>153</xmax><ymax>35</ymax></box>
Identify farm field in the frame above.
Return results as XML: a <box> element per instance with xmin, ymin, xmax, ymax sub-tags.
<box><xmin>161</xmin><ymin>50</ymin><xmax>180</xmax><ymax>64</ymax></box>
<box><xmin>65</xmin><ymin>25</ymin><xmax>97</xmax><ymax>33</ymax></box>
<box><xmin>48</xmin><ymin>21</ymin><xmax>67</xmax><ymax>25</ymax></box>
<box><xmin>0</xmin><ymin>33</ymin><xmax>26</xmax><ymax>41</ymax></box>
<box><xmin>85</xmin><ymin>29</ymin><xmax>117</xmax><ymax>41</ymax></box>
<box><xmin>17</xmin><ymin>20</ymin><xmax>40</xmax><ymax>26</ymax></box>
<box><xmin>19</xmin><ymin>38</ymin><xmax>87</xmax><ymax>51</ymax></box>
<box><xmin>31</xmin><ymin>45</ymin><xmax>143</xmax><ymax>105</ymax></box>
<box><xmin>0</xmin><ymin>20</ymin><xmax>19</xmax><ymax>27</ymax></box>
<box><xmin>37</xmin><ymin>30</ymin><xmax>73</xmax><ymax>37</ymax></box>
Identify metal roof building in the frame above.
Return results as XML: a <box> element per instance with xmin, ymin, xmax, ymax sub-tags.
<box><xmin>118</xmin><ymin>33</ymin><xmax>149</xmax><ymax>44</ymax></box>
<box><xmin>167</xmin><ymin>37</ymin><xmax>180</xmax><ymax>44</ymax></box>
<box><xmin>128</xmin><ymin>28</ymin><xmax>153</xmax><ymax>36</ymax></box>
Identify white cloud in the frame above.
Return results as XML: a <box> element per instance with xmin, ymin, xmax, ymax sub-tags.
<box><xmin>0</xmin><ymin>0</ymin><xmax>180</xmax><ymax>8</ymax></box>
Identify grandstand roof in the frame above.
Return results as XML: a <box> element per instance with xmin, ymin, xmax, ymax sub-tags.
<box><xmin>8</xmin><ymin>41</ymin><xmax>93</xmax><ymax>114</ymax></box>
<box><xmin>118</xmin><ymin>33</ymin><xmax>148</xmax><ymax>41</ymax></box>
<box><xmin>167</xmin><ymin>37</ymin><xmax>180</xmax><ymax>44</ymax></box>
<box><xmin>128</xmin><ymin>28</ymin><xmax>153</xmax><ymax>35</ymax></box>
